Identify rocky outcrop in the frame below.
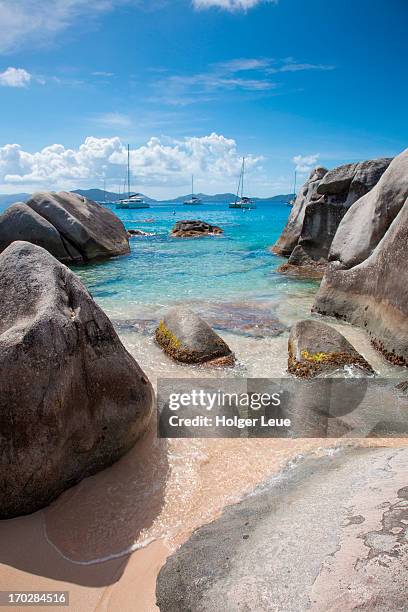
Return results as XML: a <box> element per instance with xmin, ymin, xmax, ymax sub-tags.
<box><xmin>170</xmin><ymin>220</ymin><xmax>223</xmax><ymax>238</ymax></box>
<box><xmin>313</xmin><ymin>195</ymin><xmax>408</xmax><ymax>366</ymax></box>
<box><xmin>155</xmin><ymin>308</ymin><xmax>234</xmax><ymax>366</ymax></box>
<box><xmin>0</xmin><ymin>241</ymin><xmax>154</xmax><ymax>519</ymax></box>
<box><xmin>0</xmin><ymin>203</ymin><xmax>72</xmax><ymax>263</ymax></box>
<box><xmin>288</xmin><ymin>319</ymin><xmax>373</xmax><ymax>377</ymax></box>
<box><xmin>274</xmin><ymin>158</ymin><xmax>392</xmax><ymax>279</ymax></box>
<box><xmin>329</xmin><ymin>149</ymin><xmax>408</xmax><ymax>268</ymax></box>
<box><xmin>0</xmin><ymin>191</ymin><xmax>130</xmax><ymax>263</ymax></box>
<box><xmin>156</xmin><ymin>448</ymin><xmax>408</xmax><ymax>612</ymax></box>
<box><xmin>272</xmin><ymin>166</ymin><xmax>328</xmax><ymax>257</ymax></box>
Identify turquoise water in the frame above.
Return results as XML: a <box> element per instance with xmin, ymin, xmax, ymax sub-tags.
<box><xmin>73</xmin><ymin>200</ymin><xmax>318</xmax><ymax>320</ymax></box>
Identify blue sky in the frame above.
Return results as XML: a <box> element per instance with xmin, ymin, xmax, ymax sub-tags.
<box><xmin>0</xmin><ymin>0</ymin><xmax>406</xmax><ymax>198</ymax></box>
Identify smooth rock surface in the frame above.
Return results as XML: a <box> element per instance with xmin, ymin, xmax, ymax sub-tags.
<box><xmin>272</xmin><ymin>167</ymin><xmax>328</xmax><ymax>257</ymax></box>
<box><xmin>314</xmin><ymin>196</ymin><xmax>408</xmax><ymax>366</ymax></box>
<box><xmin>155</xmin><ymin>307</ymin><xmax>234</xmax><ymax>365</ymax></box>
<box><xmin>329</xmin><ymin>149</ymin><xmax>408</xmax><ymax>268</ymax></box>
<box><xmin>0</xmin><ymin>241</ymin><xmax>154</xmax><ymax>519</ymax></box>
<box><xmin>170</xmin><ymin>220</ymin><xmax>224</xmax><ymax>238</ymax></box>
<box><xmin>288</xmin><ymin>319</ymin><xmax>373</xmax><ymax>377</ymax></box>
<box><xmin>0</xmin><ymin>203</ymin><xmax>72</xmax><ymax>262</ymax></box>
<box><xmin>156</xmin><ymin>447</ymin><xmax>408</xmax><ymax>612</ymax></box>
<box><xmin>26</xmin><ymin>191</ymin><xmax>130</xmax><ymax>262</ymax></box>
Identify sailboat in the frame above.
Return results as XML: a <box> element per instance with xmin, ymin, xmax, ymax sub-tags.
<box><xmin>97</xmin><ymin>178</ymin><xmax>109</xmax><ymax>206</ymax></box>
<box><xmin>229</xmin><ymin>157</ymin><xmax>256</xmax><ymax>209</ymax></box>
<box><xmin>183</xmin><ymin>175</ymin><xmax>202</xmax><ymax>205</ymax></box>
<box><xmin>116</xmin><ymin>145</ymin><xmax>150</xmax><ymax>210</ymax></box>
<box><xmin>288</xmin><ymin>171</ymin><xmax>297</xmax><ymax>207</ymax></box>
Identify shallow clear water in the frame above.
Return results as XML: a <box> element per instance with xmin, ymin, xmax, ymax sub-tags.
<box><xmin>72</xmin><ymin>199</ymin><xmax>406</xmax><ymax>380</ymax></box>
<box><xmin>73</xmin><ymin>200</ymin><xmax>316</xmax><ymax>317</ymax></box>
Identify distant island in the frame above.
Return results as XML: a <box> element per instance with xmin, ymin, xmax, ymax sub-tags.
<box><xmin>0</xmin><ymin>189</ymin><xmax>295</xmax><ymax>210</ymax></box>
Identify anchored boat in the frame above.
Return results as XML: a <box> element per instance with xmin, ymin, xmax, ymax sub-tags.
<box><xmin>183</xmin><ymin>175</ymin><xmax>202</xmax><ymax>205</ymax></box>
<box><xmin>229</xmin><ymin>157</ymin><xmax>256</xmax><ymax>209</ymax></box>
<box><xmin>116</xmin><ymin>145</ymin><xmax>150</xmax><ymax>210</ymax></box>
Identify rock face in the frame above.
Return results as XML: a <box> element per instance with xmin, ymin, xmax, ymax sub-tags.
<box><xmin>313</xmin><ymin>196</ymin><xmax>408</xmax><ymax>366</ymax></box>
<box><xmin>0</xmin><ymin>191</ymin><xmax>130</xmax><ymax>264</ymax></box>
<box><xmin>272</xmin><ymin>167</ymin><xmax>328</xmax><ymax>257</ymax></box>
<box><xmin>170</xmin><ymin>220</ymin><xmax>223</xmax><ymax>238</ymax></box>
<box><xmin>274</xmin><ymin>158</ymin><xmax>392</xmax><ymax>278</ymax></box>
<box><xmin>288</xmin><ymin>320</ymin><xmax>373</xmax><ymax>377</ymax></box>
<box><xmin>0</xmin><ymin>203</ymin><xmax>71</xmax><ymax>263</ymax></box>
<box><xmin>155</xmin><ymin>308</ymin><xmax>234</xmax><ymax>366</ymax></box>
<box><xmin>156</xmin><ymin>447</ymin><xmax>408</xmax><ymax>612</ymax></box>
<box><xmin>329</xmin><ymin>149</ymin><xmax>408</xmax><ymax>268</ymax></box>
<box><xmin>0</xmin><ymin>241</ymin><xmax>154</xmax><ymax>519</ymax></box>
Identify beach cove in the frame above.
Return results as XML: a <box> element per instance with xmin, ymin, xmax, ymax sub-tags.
<box><xmin>0</xmin><ymin>197</ymin><xmax>406</xmax><ymax>611</ymax></box>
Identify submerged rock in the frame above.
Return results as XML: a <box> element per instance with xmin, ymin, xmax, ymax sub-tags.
<box><xmin>170</xmin><ymin>220</ymin><xmax>223</xmax><ymax>238</ymax></box>
<box><xmin>155</xmin><ymin>307</ymin><xmax>234</xmax><ymax>366</ymax></box>
<box><xmin>0</xmin><ymin>241</ymin><xmax>154</xmax><ymax>519</ymax></box>
<box><xmin>0</xmin><ymin>191</ymin><xmax>130</xmax><ymax>263</ymax></box>
<box><xmin>288</xmin><ymin>319</ymin><xmax>373</xmax><ymax>377</ymax></box>
<box><xmin>329</xmin><ymin>148</ymin><xmax>408</xmax><ymax>268</ymax></box>
<box><xmin>313</xmin><ymin>195</ymin><xmax>408</xmax><ymax>366</ymax></box>
<box><xmin>274</xmin><ymin>158</ymin><xmax>392</xmax><ymax>278</ymax></box>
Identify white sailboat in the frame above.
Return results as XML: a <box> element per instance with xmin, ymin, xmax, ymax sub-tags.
<box><xmin>116</xmin><ymin>145</ymin><xmax>150</xmax><ymax>210</ymax></box>
<box><xmin>183</xmin><ymin>175</ymin><xmax>202</xmax><ymax>205</ymax></box>
<box><xmin>288</xmin><ymin>170</ymin><xmax>297</xmax><ymax>207</ymax></box>
<box><xmin>229</xmin><ymin>157</ymin><xmax>256</xmax><ymax>209</ymax></box>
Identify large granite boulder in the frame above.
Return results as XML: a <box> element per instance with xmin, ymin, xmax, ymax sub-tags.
<box><xmin>170</xmin><ymin>220</ymin><xmax>223</xmax><ymax>238</ymax></box>
<box><xmin>0</xmin><ymin>241</ymin><xmax>154</xmax><ymax>519</ymax></box>
<box><xmin>26</xmin><ymin>191</ymin><xmax>130</xmax><ymax>262</ymax></box>
<box><xmin>272</xmin><ymin>167</ymin><xmax>328</xmax><ymax>257</ymax></box>
<box><xmin>313</xmin><ymin>196</ymin><xmax>408</xmax><ymax>365</ymax></box>
<box><xmin>288</xmin><ymin>319</ymin><xmax>373</xmax><ymax>377</ymax></box>
<box><xmin>275</xmin><ymin>158</ymin><xmax>392</xmax><ymax>278</ymax></box>
<box><xmin>155</xmin><ymin>308</ymin><xmax>234</xmax><ymax>366</ymax></box>
<box><xmin>0</xmin><ymin>203</ymin><xmax>73</xmax><ymax>263</ymax></box>
<box><xmin>329</xmin><ymin>149</ymin><xmax>408</xmax><ymax>268</ymax></box>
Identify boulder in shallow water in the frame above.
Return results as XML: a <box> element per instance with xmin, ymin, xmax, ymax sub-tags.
<box><xmin>272</xmin><ymin>166</ymin><xmax>328</xmax><ymax>257</ymax></box>
<box><xmin>288</xmin><ymin>319</ymin><xmax>373</xmax><ymax>378</ymax></box>
<box><xmin>329</xmin><ymin>149</ymin><xmax>408</xmax><ymax>268</ymax></box>
<box><xmin>25</xmin><ymin>191</ymin><xmax>130</xmax><ymax>262</ymax></box>
<box><xmin>275</xmin><ymin>158</ymin><xmax>392</xmax><ymax>278</ymax></box>
<box><xmin>155</xmin><ymin>307</ymin><xmax>234</xmax><ymax>366</ymax></box>
<box><xmin>0</xmin><ymin>203</ymin><xmax>74</xmax><ymax>263</ymax></box>
<box><xmin>170</xmin><ymin>220</ymin><xmax>223</xmax><ymax>238</ymax></box>
<box><xmin>313</xmin><ymin>195</ymin><xmax>408</xmax><ymax>366</ymax></box>
<box><xmin>0</xmin><ymin>241</ymin><xmax>154</xmax><ymax>519</ymax></box>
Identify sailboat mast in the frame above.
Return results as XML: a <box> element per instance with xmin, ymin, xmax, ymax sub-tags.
<box><xmin>242</xmin><ymin>157</ymin><xmax>245</xmax><ymax>198</ymax></box>
<box><xmin>127</xmin><ymin>144</ymin><xmax>131</xmax><ymax>198</ymax></box>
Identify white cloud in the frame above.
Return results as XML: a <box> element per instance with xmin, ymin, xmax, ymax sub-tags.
<box><xmin>153</xmin><ymin>57</ymin><xmax>335</xmax><ymax>105</ymax></box>
<box><xmin>293</xmin><ymin>154</ymin><xmax>320</xmax><ymax>173</ymax></box>
<box><xmin>0</xmin><ymin>0</ymin><xmax>135</xmax><ymax>54</ymax></box>
<box><xmin>0</xmin><ymin>67</ymin><xmax>32</xmax><ymax>87</ymax></box>
<box><xmin>193</xmin><ymin>0</ymin><xmax>277</xmax><ymax>10</ymax></box>
<box><xmin>93</xmin><ymin>112</ymin><xmax>132</xmax><ymax>127</ymax></box>
<box><xmin>0</xmin><ymin>134</ymin><xmax>262</xmax><ymax>190</ymax></box>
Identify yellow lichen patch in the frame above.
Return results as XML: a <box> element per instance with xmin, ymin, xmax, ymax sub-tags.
<box><xmin>157</xmin><ymin>321</ymin><xmax>181</xmax><ymax>350</ymax></box>
<box><xmin>301</xmin><ymin>350</ymin><xmax>332</xmax><ymax>363</ymax></box>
